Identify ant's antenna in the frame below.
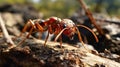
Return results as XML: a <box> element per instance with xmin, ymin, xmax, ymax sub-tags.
<box><xmin>77</xmin><ymin>25</ymin><xmax>99</xmax><ymax>42</ymax></box>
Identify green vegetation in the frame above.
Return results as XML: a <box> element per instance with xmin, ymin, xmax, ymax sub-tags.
<box><xmin>34</xmin><ymin>0</ymin><xmax>80</xmax><ymax>18</ymax></box>
<box><xmin>0</xmin><ymin>0</ymin><xmax>30</xmax><ymax>4</ymax></box>
<box><xmin>0</xmin><ymin>0</ymin><xmax>120</xmax><ymax>18</ymax></box>
<box><xmin>89</xmin><ymin>0</ymin><xmax>120</xmax><ymax>16</ymax></box>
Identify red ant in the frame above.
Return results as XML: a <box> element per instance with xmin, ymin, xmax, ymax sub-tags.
<box><xmin>18</xmin><ymin>17</ymin><xmax>98</xmax><ymax>49</ymax></box>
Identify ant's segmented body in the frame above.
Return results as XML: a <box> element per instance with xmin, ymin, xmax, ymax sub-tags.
<box><xmin>18</xmin><ymin>17</ymin><xmax>98</xmax><ymax>49</ymax></box>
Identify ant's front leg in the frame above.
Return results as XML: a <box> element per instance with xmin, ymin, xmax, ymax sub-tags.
<box><xmin>56</xmin><ymin>28</ymin><xmax>63</xmax><ymax>48</ymax></box>
<box><xmin>54</xmin><ymin>28</ymin><xmax>68</xmax><ymax>47</ymax></box>
<box><xmin>76</xmin><ymin>27</ymin><xmax>92</xmax><ymax>52</ymax></box>
<box><xmin>75</xmin><ymin>27</ymin><xmax>85</xmax><ymax>47</ymax></box>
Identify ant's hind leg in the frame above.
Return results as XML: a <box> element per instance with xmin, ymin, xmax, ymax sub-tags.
<box><xmin>13</xmin><ymin>20</ymin><xmax>33</xmax><ymax>42</ymax></box>
<box><xmin>19</xmin><ymin>21</ymin><xmax>30</xmax><ymax>37</ymax></box>
<box><xmin>17</xmin><ymin>20</ymin><xmax>35</xmax><ymax>46</ymax></box>
<box><xmin>17</xmin><ymin>26</ymin><xmax>34</xmax><ymax>46</ymax></box>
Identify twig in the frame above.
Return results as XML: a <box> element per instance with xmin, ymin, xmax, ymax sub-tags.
<box><xmin>96</xmin><ymin>19</ymin><xmax>120</xmax><ymax>25</ymax></box>
<box><xmin>0</xmin><ymin>13</ymin><xmax>16</xmax><ymax>49</ymax></box>
<box><xmin>78</xmin><ymin>0</ymin><xmax>104</xmax><ymax>35</ymax></box>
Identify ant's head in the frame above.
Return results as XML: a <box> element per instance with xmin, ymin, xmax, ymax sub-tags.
<box><xmin>61</xmin><ymin>19</ymin><xmax>76</xmax><ymax>40</ymax></box>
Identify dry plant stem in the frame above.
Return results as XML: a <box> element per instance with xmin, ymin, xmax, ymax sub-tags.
<box><xmin>0</xmin><ymin>13</ymin><xmax>16</xmax><ymax>48</ymax></box>
<box><xmin>96</xmin><ymin>19</ymin><xmax>120</xmax><ymax>25</ymax></box>
<box><xmin>78</xmin><ymin>0</ymin><xmax>104</xmax><ymax>35</ymax></box>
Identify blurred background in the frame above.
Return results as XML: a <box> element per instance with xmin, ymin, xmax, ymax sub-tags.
<box><xmin>0</xmin><ymin>0</ymin><xmax>120</xmax><ymax>18</ymax></box>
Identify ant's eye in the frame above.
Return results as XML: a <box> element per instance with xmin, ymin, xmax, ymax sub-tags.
<box><xmin>39</xmin><ymin>20</ymin><xmax>45</xmax><ymax>23</ymax></box>
<box><xmin>39</xmin><ymin>20</ymin><xmax>45</xmax><ymax>26</ymax></box>
<box><xmin>63</xmin><ymin>24</ymin><xmax>67</xmax><ymax>28</ymax></box>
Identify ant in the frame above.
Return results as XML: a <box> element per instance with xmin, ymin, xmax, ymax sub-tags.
<box><xmin>18</xmin><ymin>17</ymin><xmax>98</xmax><ymax>50</ymax></box>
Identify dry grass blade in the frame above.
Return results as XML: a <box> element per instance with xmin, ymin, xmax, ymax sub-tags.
<box><xmin>0</xmin><ymin>13</ymin><xmax>16</xmax><ymax>50</ymax></box>
<box><xmin>78</xmin><ymin>0</ymin><xmax>104</xmax><ymax>35</ymax></box>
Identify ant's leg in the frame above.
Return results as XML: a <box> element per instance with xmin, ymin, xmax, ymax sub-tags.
<box><xmin>43</xmin><ymin>25</ymin><xmax>53</xmax><ymax>47</ymax></box>
<box><xmin>76</xmin><ymin>27</ymin><xmax>88</xmax><ymax>50</ymax></box>
<box><xmin>35</xmin><ymin>22</ymin><xmax>44</xmax><ymax>32</ymax></box>
<box><xmin>59</xmin><ymin>35</ymin><xmax>63</xmax><ymax>48</ymax></box>
<box><xmin>26</xmin><ymin>27</ymin><xmax>34</xmax><ymax>38</ymax></box>
<box><xmin>54</xmin><ymin>28</ymin><xmax>63</xmax><ymax>48</ymax></box>
<box><xmin>54</xmin><ymin>28</ymin><xmax>68</xmax><ymax>49</ymax></box>
<box><xmin>44</xmin><ymin>31</ymin><xmax>49</xmax><ymax>46</ymax></box>
<box><xmin>38</xmin><ymin>32</ymin><xmax>41</xmax><ymax>39</ymax></box>
<box><xmin>13</xmin><ymin>20</ymin><xmax>31</xmax><ymax>41</ymax></box>
<box><xmin>17</xmin><ymin>20</ymin><xmax>35</xmax><ymax>46</ymax></box>
<box><xmin>17</xmin><ymin>26</ymin><xmax>34</xmax><ymax>46</ymax></box>
<box><xmin>35</xmin><ymin>22</ymin><xmax>44</xmax><ymax>39</ymax></box>
<box><xmin>54</xmin><ymin>28</ymin><xmax>68</xmax><ymax>42</ymax></box>
<box><xmin>19</xmin><ymin>20</ymin><xmax>31</xmax><ymax>37</ymax></box>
